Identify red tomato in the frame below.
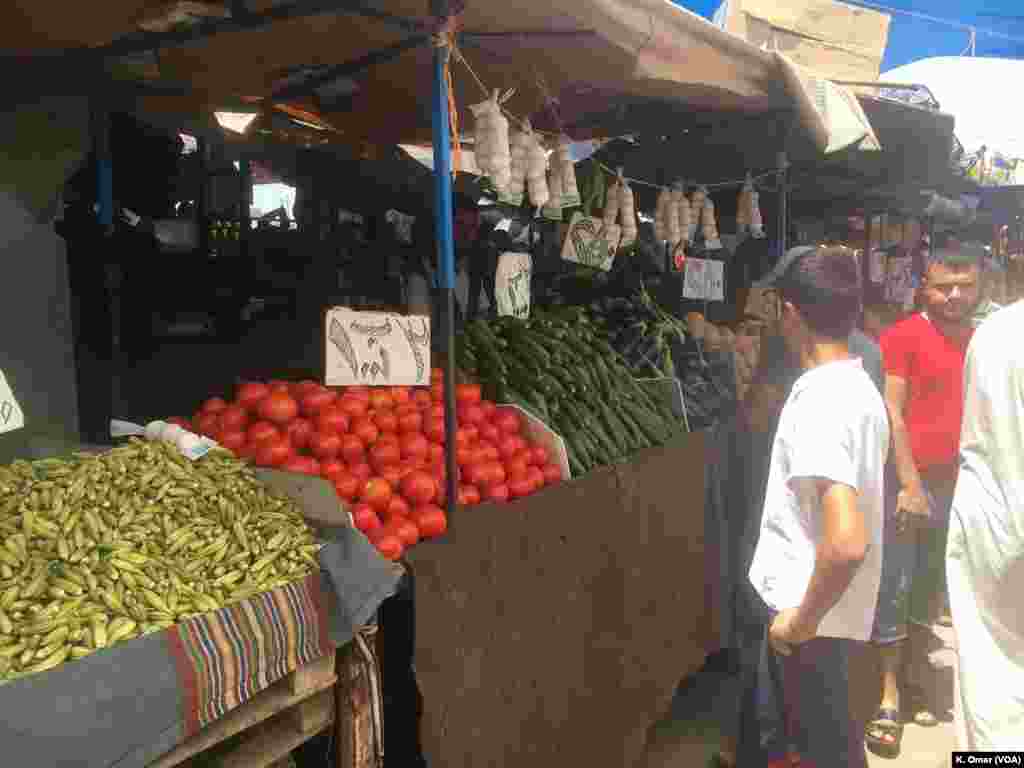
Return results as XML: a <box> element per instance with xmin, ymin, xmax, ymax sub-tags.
<box><xmin>428</xmin><ymin>443</ymin><xmax>445</xmax><ymax>467</ymax></box>
<box><xmin>267</xmin><ymin>380</ymin><xmax>291</xmax><ymax>394</ymax></box>
<box><xmin>370</xmin><ymin>441</ymin><xmax>401</xmax><ymax>470</ymax></box>
<box><xmin>320</xmin><ymin>459</ymin><xmax>346</xmax><ymax>482</ymax></box>
<box><xmin>316</xmin><ymin>406</ymin><xmax>350</xmax><ymax>435</ymax></box>
<box><xmin>479</xmin><ymin>400</ymin><xmax>497</xmax><ymax>419</ymax></box>
<box><xmin>456</xmin><ymin>445</ymin><xmax>477</xmax><ymax>468</ymax></box>
<box><xmin>309</xmin><ymin>431</ymin><xmax>342</xmax><ymax>460</ymax></box>
<box><xmin>333</xmin><ymin>472</ymin><xmax>361</xmax><ymax>501</ymax></box>
<box><xmin>397</xmin><ymin>409</ymin><xmax>424</xmax><ymax>434</ymax></box>
<box><xmin>374</xmin><ymin>410</ymin><xmax>399</xmax><ymax>434</ymax></box>
<box><xmin>361</xmin><ymin>477</ymin><xmax>393</xmax><ymax>513</ymax></box>
<box><xmin>527</xmin><ymin>466</ymin><xmax>546</xmax><ymax>491</ymax></box>
<box><xmin>219</xmin><ymin>430</ymin><xmax>247</xmax><ymax>454</ymax></box>
<box><xmin>345</xmin><ymin>386</ymin><xmax>371</xmax><ymax>402</ymax></box>
<box><xmin>388</xmin><ymin>517</ymin><xmax>420</xmax><ymax>548</ymax></box>
<box><xmin>218</xmin><ymin>405</ymin><xmax>249</xmax><ymax>433</ymax></box>
<box><xmin>399</xmin><ymin>433</ymin><xmax>429</xmax><ymax>461</ymax></box>
<box><xmin>368</xmin><ymin>390</ymin><xmax>394</xmax><ymax>411</ymax></box>
<box><xmin>430</xmin><ymin>367</ymin><xmax>444</xmax><ymax>382</ymax></box>
<box><xmin>247</xmin><ymin>421</ymin><xmax>279</xmax><ymax>445</ymax></box>
<box><xmin>340</xmin><ymin>434</ymin><xmax>365</xmax><ymax>464</ymax></box>
<box><xmin>254</xmin><ymin>436</ymin><xmax>292</xmax><ymax>467</ymax></box>
<box><xmin>390</xmin><ymin>386</ymin><xmax>412</xmax><ymax>405</ymax></box>
<box><xmin>530</xmin><ymin>445</ymin><xmax>550</xmax><ymax>466</ymax></box>
<box><xmin>371</xmin><ymin>532</ymin><xmax>404</xmax><ymax>561</ymax></box>
<box><xmin>454</xmin><ymin>427</ymin><xmax>476</xmax><ymax>450</ymax></box>
<box><xmin>486</xmin><ymin>483</ymin><xmax>510</xmax><ymax>503</ymax></box>
<box><xmin>385</xmin><ymin>495</ymin><xmax>411</xmax><ymax>523</ymax></box>
<box><xmin>505</xmin><ymin>455</ymin><xmax>530</xmax><ymax>481</ymax></box>
<box><xmin>411</xmin><ymin>504</ymin><xmax>448</xmax><ymax>538</ymax></box>
<box><xmin>292</xmin><ymin>380</ymin><xmax>323</xmax><ymax>398</ymax></box>
<box><xmin>412</xmin><ymin>389</ymin><xmax>433</xmax><ymax>408</ymax></box>
<box><xmin>283</xmin><ymin>418</ymin><xmax>315</xmax><ymax>451</ymax></box>
<box><xmin>338</xmin><ymin>396</ymin><xmax>369</xmax><ymax>420</ymax></box>
<box><xmin>435</xmin><ymin>477</ymin><xmax>448</xmax><ymax>506</ymax></box>
<box><xmin>236</xmin><ymin>382</ymin><xmax>270</xmax><ymax>410</ymax></box>
<box><xmin>202</xmin><ymin>397</ymin><xmax>229</xmax><ymax>414</ymax></box>
<box><xmin>464</xmin><ymin>462</ymin><xmax>490</xmax><ymax>487</ymax></box>
<box><xmin>258</xmin><ymin>392</ymin><xmax>299</xmax><ymax>425</ymax></box>
<box><xmin>400</xmin><ymin>470</ymin><xmax>437</xmax><ymax>506</ymax></box>
<box><xmin>430</xmin><ymin>382</ymin><xmax>444</xmax><ymax>402</ymax></box>
<box><xmin>351</xmin><ymin>502</ymin><xmax>381</xmax><ymax>533</ymax></box>
<box><xmin>493</xmin><ymin>410</ymin><xmax>522</xmax><ymax>435</ymax></box>
<box><xmin>348</xmin><ymin>461</ymin><xmax>372</xmax><ymax>484</ymax></box>
<box><xmin>455</xmin><ymin>383</ymin><xmax>482</xmax><ymax>405</ymax></box>
<box><xmin>457</xmin><ymin>403</ymin><xmax>486</xmax><ymax>427</ymax></box>
<box><xmin>380</xmin><ymin>465</ymin><xmax>405</xmax><ymax>487</ymax></box>
<box><xmin>425</xmin><ymin>417</ymin><xmax>446</xmax><ymax>444</ymax></box>
<box><xmin>498</xmin><ymin>435</ymin><xmax>528</xmax><ymax>460</ymax></box>
<box><xmin>542</xmin><ymin>463</ymin><xmax>563</xmax><ymax>484</ymax></box>
<box><xmin>428</xmin><ymin>402</ymin><xmax>445</xmax><ymax>420</ymax></box>
<box><xmin>457</xmin><ymin>485</ymin><xmax>482</xmax><ymax>506</ymax></box>
<box><xmin>282</xmin><ymin>456</ymin><xmax>318</xmax><ymax>475</ymax></box>
<box><xmin>352</xmin><ymin>418</ymin><xmax>380</xmax><ymax>447</ymax></box>
<box><xmin>483</xmin><ymin>461</ymin><xmax>507</xmax><ymax>487</ymax></box>
<box><xmin>195</xmin><ymin>411</ymin><xmax>220</xmax><ymax>437</ymax></box>
<box><xmin>480</xmin><ymin>424</ymin><xmax>501</xmax><ymax>444</ymax></box>
<box><xmin>479</xmin><ymin>442</ymin><xmax>500</xmax><ymax>463</ymax></box>
<box><xmin>301</xmin><ymin>389</ymin><xmax>337</xmax><ymax>418</ymax></box>
<box><xmin>508</xmin><ymin>477</ymin><xmax>534</xmax><ymax>499</ymax></box>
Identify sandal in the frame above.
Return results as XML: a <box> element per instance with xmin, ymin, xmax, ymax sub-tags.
<box><xmin>866</xmin><ymin>707</ymin><xmax>903</xmax><ymax>758</ymax></box>
<box><xmin>904</xmin><ymin>687</ymin><xmax>939</xmax><ymax>727</ymax></box>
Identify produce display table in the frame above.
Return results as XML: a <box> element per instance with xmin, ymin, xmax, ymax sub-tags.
<box><xmin>407</xmin><ymin>430</ymin><xmax>711</xmax><ymax>768</ymax></box>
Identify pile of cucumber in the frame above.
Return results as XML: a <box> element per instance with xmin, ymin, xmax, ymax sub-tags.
<box><xmin>455</xmin><ymin>308</ymin><xmax>686</xmax><ymax>476</ymax></box>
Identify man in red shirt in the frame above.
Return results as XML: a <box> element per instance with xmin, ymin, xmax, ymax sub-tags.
<box><xmin>867</xmin><ymin>245</ymin><xmax>979</xmax><ymax>752</ymax></box>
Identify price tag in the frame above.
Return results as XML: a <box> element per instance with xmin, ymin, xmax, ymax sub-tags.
<box><xmin>560</xmin><ymin>212</ymin><xmax>620</xmax><ymax>272</ymax></box>
<box><xmin>683</xmin><ymin>258</ymin><xmax>725</xmax><ymax>301</ymax></box>
<box><xmin>0</xmin><ymin>370</ymin><xmax>24</xmax><ymax>435</ymax></box>
<box><xmin>495</xmin><ymin>252</ymin><xmax>532</xmax><ymax>319</ymax></box>
<box><xmin>325</xmin><ymin>308</ymin><xmax>431</xmax><ymax>387</ymax></box>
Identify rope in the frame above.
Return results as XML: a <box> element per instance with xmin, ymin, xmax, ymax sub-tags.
<box><xmin>434</xmin><ymin>23</ymin><xmax>462</xmax><ymax>177</ymax></box>
<box><xmin>596</xmin><ymin>161</ymin><xmax>778</xmax><ymax>192</ymax></box>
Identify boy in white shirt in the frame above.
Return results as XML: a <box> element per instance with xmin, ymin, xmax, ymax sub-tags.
<box><xmin>738</xmin><ymin>245</ymin><xmax>890</xmax><ymax>767</ymax></box>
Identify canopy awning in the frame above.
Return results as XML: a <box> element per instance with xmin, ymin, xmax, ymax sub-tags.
<box><xmin>5</xmin><ymin>0</ymin><xmax>880</xmax><ymax>156</ymax></box>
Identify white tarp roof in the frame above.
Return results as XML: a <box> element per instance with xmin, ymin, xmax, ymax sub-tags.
<box><xmin>882</xmin><ymin>56</ymin><xmax>1024</xmax><ymax>159</ymax></box>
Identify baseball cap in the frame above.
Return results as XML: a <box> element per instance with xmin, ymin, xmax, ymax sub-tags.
<box><xmin>752</xmin><ymin>245</ymin><xmax>818</xmax><ymax>290</ymax></box>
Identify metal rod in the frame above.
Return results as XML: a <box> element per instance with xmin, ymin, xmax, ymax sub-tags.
<box><xmin>431</xmin><ymin>28</ymin><xmax>459</xmax><ymax>528</ymax></box>
<box><xmin>272</xmin><ymin>34</ymin><xmax>429</xmax><ymax>100</ymax></box>
<box><xmin>463</xmin><ymin>29</ymin><xmax>596</xmax><ymax>39</ymax></box>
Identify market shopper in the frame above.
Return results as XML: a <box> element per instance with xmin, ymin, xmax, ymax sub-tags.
<box><xmin>874</xmin><ymin>245</ymin><xmax>980</xmax><ymax>733</ymax></box>
<box><xmin>738</xmin><ymin>245</ymin><xmax>889</xmax><ymax>768</ymax></box>
<box><xmin>947</xmin><ymin>300</ymin><xmax>1024</xmax><ymax>749</ymax></box>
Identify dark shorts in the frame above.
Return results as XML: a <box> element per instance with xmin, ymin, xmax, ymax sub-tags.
<box><xmin>738</xmin><ymin>610</ymin><xmax>867</xmax><ymax>768</ymax></box>
<box><xmin>871</xmin><ymin>480</ymin><xmax>953</xmax><ymax>643</ymax></box>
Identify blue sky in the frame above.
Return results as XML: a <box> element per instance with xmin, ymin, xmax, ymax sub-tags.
<box><xmin>677</xmin><ymin>0</ymin><xmax>1024</xmax><ymax>69</ymax></box>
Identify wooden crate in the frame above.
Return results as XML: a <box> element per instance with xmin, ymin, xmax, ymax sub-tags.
<box><xmin>149</xmin><ymin>651</ymin><xmax>337</xmax><ymax>768</ymax></box>
<box><xmin>336</xmin><ymin>627</ymin><xmax>384</xmax><ymax>768</ymax></box>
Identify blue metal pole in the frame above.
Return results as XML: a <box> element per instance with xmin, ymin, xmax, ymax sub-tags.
<box><xmin>431</xmin><ymin>33</ymin><xmax>459</xmax><ymax>526</ymax></box>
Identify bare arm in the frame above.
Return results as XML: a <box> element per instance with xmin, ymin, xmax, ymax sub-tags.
<box><xmin>792</xmin><ymin>480</ymin><xmax>867</xmax><ymax>633</ymax></box>
<box><xmin>884</xmin><ymin>374</ymin><xmax>922</xmax><ymax>494</ymax></box>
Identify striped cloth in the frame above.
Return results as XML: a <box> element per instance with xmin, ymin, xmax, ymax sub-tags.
<box><xmin>168</xmin><ymin>572</ymin><xmax>333</xmax><ymax>735</ymax></box>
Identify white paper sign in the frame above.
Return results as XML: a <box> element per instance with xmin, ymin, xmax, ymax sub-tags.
<box><xmin>325</xmin><ymin>308</ymin><xmax>431</xmax><ymax>387</ymax></box>
<box><xmin>683</xmin><ymin>257</ymin><xmax>725</xmax><ymax>301</ymax></box>
<box><xmin>0</xmin><ymin>370</ymin><xmax>24</xmax><ymax>434</ymax></box>
<box><xmin>495</xmin><ymin>252</ymin><xmax>532</xmax><ymax>319</ymax></box>
<box><xmin>560</xmin><ymin>212</ymin><xmax>621</xmax><ymax>272</ymax></box>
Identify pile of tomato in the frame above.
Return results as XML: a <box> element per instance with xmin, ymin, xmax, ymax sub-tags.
<box><xmin>170</xmin><ymin>369</ymin><xmax>564</xmax><ymax>560</ymax></box>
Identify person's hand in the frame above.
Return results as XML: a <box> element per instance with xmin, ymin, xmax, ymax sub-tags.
<box><xmin>769</xmin><ymin>608</ymin><xmax>817</xmax><ymax>656</ymax></box>
<box><xmin>895</xmin><ymin>486</ymin><xmax>930</xmax><ymax>533</ymax></box>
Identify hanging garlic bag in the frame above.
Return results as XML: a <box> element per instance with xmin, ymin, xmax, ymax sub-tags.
<box><xmin>688</xmin><ymin>188</ymin><xmax>704</xmax><ymax>241</ymax></box>
<box><xmin>500</xmin><ymin>128</ymin><xmax>529</xmax><ymax>206</ymax></box>
<box><xmin>525</xmin><ymin>127</ymin><xmax>550</xmax><ymax>208</ymax></box>
<box><xmin>618</xmin><ymin>179</ymin><xmax>637</xmax><ymax>247</ymax></box>
<box><xmin>736</xmin><ymin>175</ymin><xmax>753</xmax><ymax>234</ymax></box>
<box><xmin>654</xmin><ymin>187</ymin><xmax>671</xmax><ymax>242</ymax></box>
<box><xmin>470</xmin><ymin>99</ymin><xmax>494</xmax><ymax>177</ymax></box>
<box><xmin>543</xmin><ymin>164</ymin><xmax>564</xmax><ymax>221</ymax></box>
<box><xmin>471</xmin><ymin>91</ymin><xmax>511</xmax><ymax>193</ymax></box>
<box><xmin>667</xmin><ymin>186</ymin><xmax>682</xmax><ymax>245</ymax></box>
<box><xmin>603</xmin><ymin>180</ymin><xmax>620</xmax><ymax>229</ymax></box>
<box><xmin>750</xmin><ymin>189</ymin><xmax>764</xmax><ymax>238</ymax></box>
<box><xmin>557</xmin><ymin>136</ymin><xmax>580</xmax><ymax>207</ymax></box>
<box><xmin>702</xmin><ymin>191</ymin><xmax>722</xmax><ymax>250</ymax></box>
<box><xmin>676</xmin><ymin>185</ymin><xmax>690</xmax><ymax>245</ymax></box>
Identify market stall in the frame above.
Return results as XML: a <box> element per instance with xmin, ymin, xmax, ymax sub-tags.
<box><xmin>0</xmin><ymin>1</ymin><xmax>922</xmax><ymax>766</ymax></box>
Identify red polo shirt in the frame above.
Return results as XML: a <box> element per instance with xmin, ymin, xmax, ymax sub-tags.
<box><xmin>880</xmin><ymin>313</ymin><xmax>973</xmax><ymax>472</ymax></box>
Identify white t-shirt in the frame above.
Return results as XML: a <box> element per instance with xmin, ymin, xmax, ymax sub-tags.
<box><xmin>748</xmin><ymin>358</ymin><xmax>889</xmax><ymax>641</ymax></box>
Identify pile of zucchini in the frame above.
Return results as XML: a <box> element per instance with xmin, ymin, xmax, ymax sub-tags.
<box><xmin>456</xmin><ymin>307</ymin><xmax>686</xmax><ymax>476</ymax></box>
